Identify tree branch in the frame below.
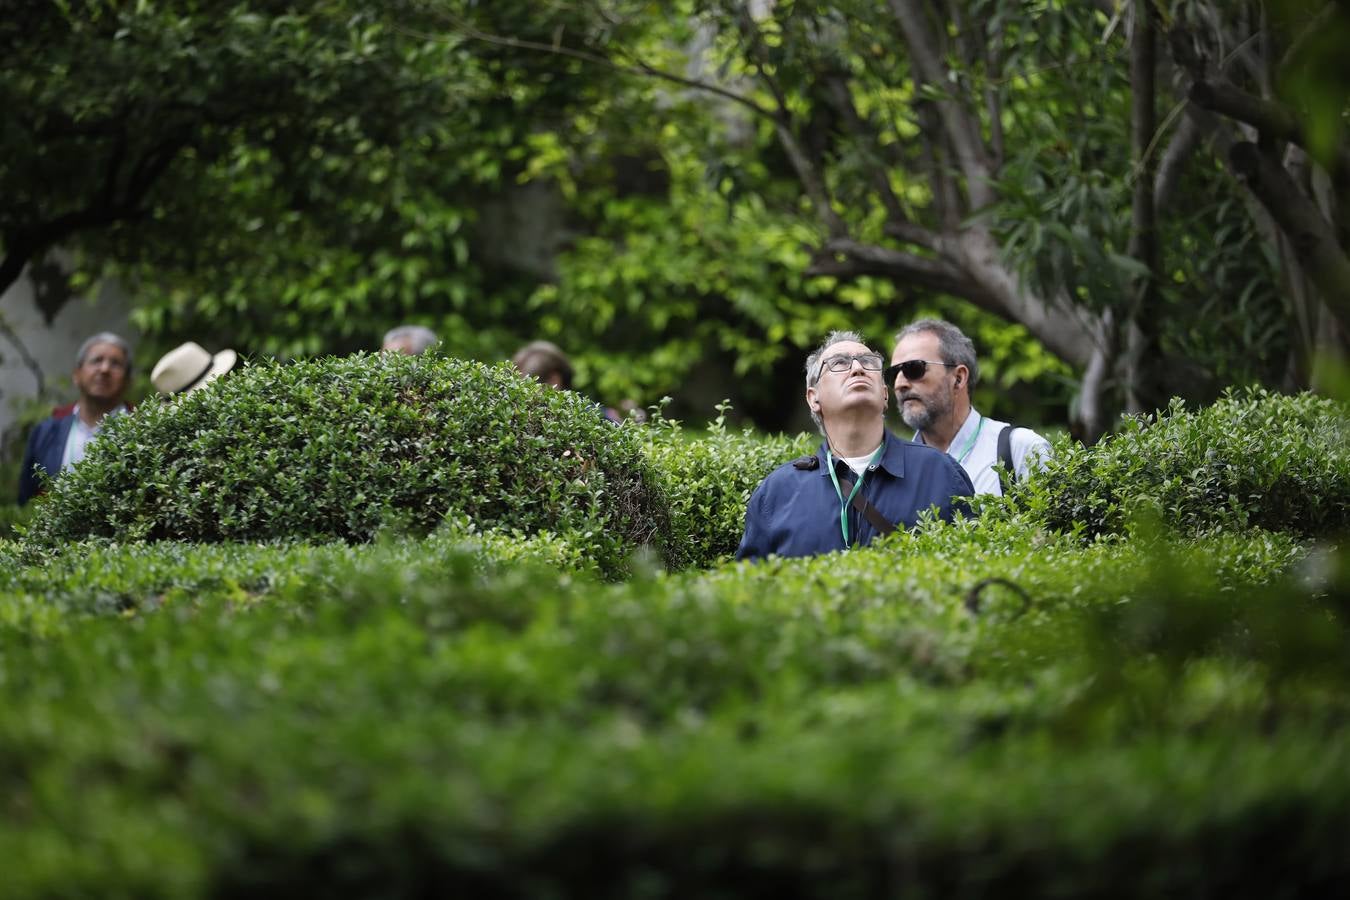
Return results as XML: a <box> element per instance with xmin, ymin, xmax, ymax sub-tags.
<box><xmin>1124</xmin><ymin>0</ymin><xmax>1161</xmax><ymax>414</ymax></box>
<box><xmin>0</xmin><ymin>309</ymin><xmax>45</xmax><ymax>396</ymax></box>
<box><xmin>984</xmin><ymin>32</ymin><xmax>1006</xmax><ymax>168</ymax></box>
<box><xmin>1190</xmin><ymin>76</ymin><xmax>1350</xmax><ymax>176</ymax></box>
<box><xmin>882</xmin><ymin>220</ymin><xmax>941</xmax><ymax>249</ymax></box>
<box><xmin>730</xmin><ymin>6</ymin><xmax>793</xmax><ymax>120</ymax></box>
<box><xmin>911</xmin><ymin>91</ymin><xmax>960</xmax><ymax>230</ymax></box>
<box><xmin>731</xmin><ymin>7</ymin><xmax>847</xmax><ymax>239</ymax></box>
<box><xmin>1188</xmin><ymin>78</ymin><xmax>1300</xmax><ymax>143</ymax></box>
<box><xmin>1152</xmin><ymin>108</ymin><xmax>1203</xmax><ymax>214</ymax></box>
<box><xmin>0</xmin><ymin>133</ymin><xmax>186</xmax><ymax>302</ymax></box>
<box><xmin>1076</xmin><ymin>307</ymin><xmax>1116</xmax><ymax>442</ymax></box>
<box><xmin>886</xmin><ymin>0</ymin><xmax>996</xmax><ymax>210</ymax></box>
<box><xmin>125</xmin><ymin>135</ymin><xmax>188</xmax><ymax>199</ymax></box>
<box><xmin>777</xmin><ymin>128</ymin><xmax>849</xmax><ymax>239</ymax></box>
<box><xmin>949</xmin><ymin>1</ymin><xmax>981</xmax><ymax>73</ymax></box>
<box><xmin>806</xmin><ymin>238</ymin><xmax>983</xmax><ymax>298</ymax></box>
<box><xmin>398</xmin><ymin>16</ymin><xmax>775</xmax><ymax>121</ymax></box>
<box><xmin>819</xmin><ymin>71</ymin><xmax>935</xmax><ymax>249</ymax></box>
<box><xmin>1229</xmin><ymin>141</ymin><xmax>1350</xmax><ymax>328</ymax></box>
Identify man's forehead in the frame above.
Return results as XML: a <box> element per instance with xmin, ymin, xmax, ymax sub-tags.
<box><xmin>82</xmin><ymin>342</ymin><xmax>126</xmax><ymax>362</ymax></box>
<box><xmin>824</xmin><ymin>340</ymin><xmax>872</xmax><ymax>357</ymax></box>
<box><xmin>892</xmin><ymin>331</ymin><xmax>938</xmax><ymax>360</ymax></box>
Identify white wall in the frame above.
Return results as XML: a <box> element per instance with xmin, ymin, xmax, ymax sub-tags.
<box><xmin>0</xmin><ymin>253</ymin><xmax>135</xmax><ymax>456</ymax></box>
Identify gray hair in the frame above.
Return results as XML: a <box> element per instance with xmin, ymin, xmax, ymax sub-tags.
<box><xmin>76</xmin><ymin>332</ymin><xmax>133</xmax><ymax>374</ymax></box>
<box><xmin>382</xmin><ymin>324</ymin><xmax>439</xmax><ymax>355</ymax></box>
<box><xmin>803</xmin><ymin>329</ymin><xmax>873</xmax><ymax>434</ymax></box>
<box><xmin>894</xmin><ymin>318</ymin><xmax>979</xmax><ymax>390</ymax></box>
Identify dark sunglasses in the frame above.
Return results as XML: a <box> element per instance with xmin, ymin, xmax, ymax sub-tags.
<box><xmin>883</xmin><ymin>359</ymin><xmax>954</xmax><ymax>388</ymax></box>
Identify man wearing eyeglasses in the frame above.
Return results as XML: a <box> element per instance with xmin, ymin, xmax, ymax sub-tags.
<box><xmin>889</xmin><ymin>319</ymin><xmax>1051</xmax><ymax>496</ymax></box>
<box><xmin>736</xmin><ymin>330</ymin><xmax>974</xmax><ymax>560</ymax></box>
<box><xmin>18</xmin><ymin>332</ymin><xmax>134</xmax><ymax>505</ymax></box>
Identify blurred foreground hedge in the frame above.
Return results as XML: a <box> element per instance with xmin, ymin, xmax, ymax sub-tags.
<box><xmin>1</xmin><ymin>523</ymin><xmax>1346</xmax><ymax>896</ymax></box>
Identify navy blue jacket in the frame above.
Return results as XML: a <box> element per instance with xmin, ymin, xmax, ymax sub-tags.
<box><xmin>736</xmin><ymin>428</ymin><xmax>975</xmax><ymax>560</ymax></box>
<box><xmin>18</xmin><ymin>411</ymin><xmax>77</xmax><ymax>505</ymax></box>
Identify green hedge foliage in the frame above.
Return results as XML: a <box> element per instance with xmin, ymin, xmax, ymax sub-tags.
<box><xmin>3</xmin><ymin>522</ymin><xmax>1345</xmax><ymax>896</ymax></box>
<box><xmin>1005</xmin><ymin>389</ymin><xmax>1349</xmax><ymax>540</ymax></box>
<box><xmin>0</xmin><ymin>521</ymin><xmax>597</xmax><ymax>626</ymax></box>
<box><xmin>3</xmin><ymin>387</ymin><xmax>1348</xmax><ymax>895</ymax></box>
<box><xmin>21</xmin><ymin>353</ymin><xmax>664</xmax><ymax>576</ymax></box>
<box><xmin>640</xmin><ymin>404</ymin><xmax>814</xmax><ymax>569</ymax></box>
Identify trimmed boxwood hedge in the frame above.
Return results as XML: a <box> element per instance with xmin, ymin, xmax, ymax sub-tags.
<box><xmin>1003</xmin><ymin>388</ymin><xmax>1349</xmax><ymax>540</ymax></box>
<box><xmin>0</xmin><ymin>526</ymin><xmax>1343</xmax><ymax>897</ymax></box>
<box><xmin>640</xmin><ymin>405</ymin><xmax>814</xmax><ymax>569</ymax></box>
<box><xmin>2</xmin><ymin>386</ymin><xmax>1348</xmax><ymax>896</ymax></box>
<box><xmin>22</xmin><ymin>353</ymin><xmax>665</xmax><ymax>576</ymax></box>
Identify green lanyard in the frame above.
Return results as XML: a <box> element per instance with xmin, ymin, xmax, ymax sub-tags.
<box><xmin>826</xmin><ymin>444</ymin><xmax>885</xmax><ymax>547</ymax></box>
<box><xmin>949</xmin><ymin>413</ymin><xmax>985</xmax><ymax>465</ymax></box>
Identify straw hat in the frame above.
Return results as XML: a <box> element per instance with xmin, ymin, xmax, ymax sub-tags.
<box><xmin>150</xmin><ymin>342</ymin><xmax>238</xmax><ymax>395</ymax></box>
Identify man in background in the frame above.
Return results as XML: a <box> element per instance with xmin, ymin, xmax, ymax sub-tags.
<box><xmin>736</xmin><ymin>330</ymin><xmax>973</xmax><ymax>560</ymax></box>
<box><xmin>18</xmin><ymin>332</ymin><xmax>133</xmax><ymax>504</ymax></box>
<box><xmin>512</xmin><ymin>340</ymin><xmax>623</xmax><ymax>423</ymax></box>
<box><xmin>512</xmin><ymin>340</ymin><xmax>573</xmax><ymax>389</ymax></box>
<box><xmin>382</xmin><ymin>325</ymin><xmax>439</xmax><ymax>356</ymax></box>
<box><xmin>889</xmin><ymin>319</ymin><xmax>1051</xmax><ymax>496</ymax></box>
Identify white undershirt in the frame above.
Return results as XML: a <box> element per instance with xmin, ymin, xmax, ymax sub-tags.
<box><xmin>840</xmin><ymin>443</ymin><xmax>883</xmax><ymax>476</ymax></box>
<box><xmin>60</xmin><ymin>405</ymin><xmax>126</xmax><ymax>472</ymax></box>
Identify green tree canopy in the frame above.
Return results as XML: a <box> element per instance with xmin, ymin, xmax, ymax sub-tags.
<box><xmin>7</xmin><ymin>1</ymin><xmax>1344</xmax><ymax>435</ymax></box>
<box><xmin>0</xmin><ymin>0</ymin><xmax>477</xmax><ymax>325</ymax></box>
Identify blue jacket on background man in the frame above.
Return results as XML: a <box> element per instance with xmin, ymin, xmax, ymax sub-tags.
<box><xmin>18</xmin><ymin>332</ymin><xmax>134</xmax><ymax>506</ymax></box>
<box><xmin>735</xmin><ymin>428</ymin><xmax>974</xmax><ymax>561</ymax></box>
<box><xmin>18</xmin><ymin>409</ymin><xmax>77</xmax><ymax>505</ymax></box>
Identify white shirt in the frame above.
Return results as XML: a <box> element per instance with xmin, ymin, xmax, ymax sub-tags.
<box><xmin>60</xmin><ymin>405</ymin><xmax>126</xmax><ymax>472</ymax></box>
<box><xmin>915</xmin><ymin>408</ymin><xmax>1050</xmax><ymax>496</ymax></box>
<box><xmin>840</xmin><ymin>443</ymin><xmax>883</xmax><ymax>476</ymax></box>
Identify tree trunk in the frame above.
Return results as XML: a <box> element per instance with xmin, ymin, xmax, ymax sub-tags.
<box><xmin>1124</xmin><ymin>0</ymin><xmax>1161</xmax><ymax>414</ymax></box>
<box><xmin>947</xmin><ymin>228</ymin><xmax>1099</xmax><ymax>369</ymax></box>
<box><xmin>946</xmin><ymin>228</ymin><xmax>1114</xmax><ymax>439</ymax></box>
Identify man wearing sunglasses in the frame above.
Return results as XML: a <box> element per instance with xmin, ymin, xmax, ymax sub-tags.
<box><xmin>736</xmin><ymin>331</ymin><xmax>974</xmax><ymax>560</ymax></box>
<box><xmin>889</xmin><ymin>319</ymin><xmax>1051</xmax><ymax>496</ymax></box>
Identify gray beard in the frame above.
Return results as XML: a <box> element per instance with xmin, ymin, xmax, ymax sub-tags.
<box><xmin>901</xmin><ymin>393</ymin><xmax>950</xmax><ymax>433</ymax></box>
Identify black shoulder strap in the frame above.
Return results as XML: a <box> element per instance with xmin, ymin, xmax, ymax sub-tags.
<box><xmin>835</xmin><ymin>473</ymin><xmax>897</xmax><ymax>536</ymax></box>
<box><xmin>997</xmin><ymin>424</ymin><xmax>1016</xmax><ymax>485</ymax></box>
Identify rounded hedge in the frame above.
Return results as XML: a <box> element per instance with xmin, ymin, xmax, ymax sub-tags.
<box><xmin>24</xmin><ymin>353</ymin><xmax>665</xmax><ymax>574</ymax></box>
<box><xmin>1007</xmin><ymin>389</ymin><xmax>1349</xmax><ymax>540</ymax></box>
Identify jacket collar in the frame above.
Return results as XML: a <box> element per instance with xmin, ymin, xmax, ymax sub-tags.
<box><xmin>816</xmin><ymin>427</ymin><xmax>905</xmax><ymax>479</ymax></box>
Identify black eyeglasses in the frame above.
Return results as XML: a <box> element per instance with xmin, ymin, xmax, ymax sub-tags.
<box><xmin>821</xmin><ymin>353</ymin><xmax>884</xmax><ymax>374</ymax></box>
<box><xmin>883</xmin><ymin>359</ymin><xmax>954</xmax><ymax>387</ymax></box>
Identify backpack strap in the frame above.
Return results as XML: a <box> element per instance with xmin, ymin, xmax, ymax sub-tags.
<box><xmin>835</xmin><ymin>474</ymin><xmax>897</xmax><ymax>537</ymax></box>
<box><xmin>996</xmin><ymin>424</ymin><xmax>1016</xmax><ymax>486</ymax></box>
